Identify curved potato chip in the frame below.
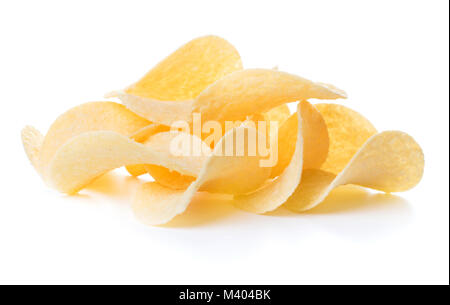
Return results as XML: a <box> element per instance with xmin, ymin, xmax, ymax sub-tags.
<box><xmin>285</xmin><ymin>131</ymin><xmax>425</xmax><ymax>212</ymax></box>
<box><xmin>112</xmin><ymin>69</ymin><xmax>347</xmax><ymax>126</ymax></box>
<box><xmin>194</xmin><ymin>69</ymin><xmax>347</xmax><ymax>123</ymax></box>
<box><xmin>133</xmin><ymin>112</ymin><xmax>277</xmax><ymax>187</ymax></box>
<box><xmin>124</xmin><ymin>35</ymin><xmax>242</xmax><ymax>100</ymax></box>
<box><xmin>232</xmin><ymin>101</ymin><xmax>311</xmax><ymax>213</ymax></box>
<box><xmin>106</xmin><ymin>35</ymin><xmax>242</xmax><ymax>124</ymax></box>
<box><xmin>22</xmin><ymin>126</ymin><xmax>44</xmax><ymax>172</ymax></box>
<box><xmin>263</xmin><ymin>104</ymin><xmax>291</xmax><ymax>128</ymax></box>
<box><xmin>125</xmin><ymin>124</ymin><xmax>170</xmax><ymax>177</ymax></box>
<box><xmin>127</xmin><ymin>125</ymin><xmax>197</xmax><ymax>186</ymax></box>
<box><xmin>20</xmin><ymin>102</ymin><xmax>215</xmax><ymax>194</ymax></box>
<box><xmin>112</xmin><ymin>36</ymin><xmax>241</xmax><ymax>178</ymax></box>
<box><xmin>46</xmin><ymin>131</ymin><xmax>210</xmax><ymax>194</ymax></box>
<box><xmin>315</xmin><ymin>103</ymin><xmax>378</xmax><ymax>174</ymax></box>
<box><xmin>270</xmin><ymin>103</ymin><xmax>329</xmax><ymax>178</ymax></box>
<box><xmin>37</xmin><ymin>102</ymin><xmax>150</xmax><ymax>171</ymax></box>
<box><xmin>144</xmin><ymin>164</ymin><xmax>196</xmax><ymax>190</ymax></box>
<box><xmin>133</xmin><ymin>124</ymin><xmax>272</xmax><ymax>225</ymax></box>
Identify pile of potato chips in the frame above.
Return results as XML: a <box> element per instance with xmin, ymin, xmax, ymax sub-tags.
<box><xmin>22</xmin><ymin>36</ymin><xmax>424</xmax><ymax>226</ymax></box>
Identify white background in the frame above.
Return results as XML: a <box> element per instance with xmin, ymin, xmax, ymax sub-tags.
<box><xmin>0</xmin><ymin>0</ymin><xmax>448</xmax><ymax>285</ymax></box>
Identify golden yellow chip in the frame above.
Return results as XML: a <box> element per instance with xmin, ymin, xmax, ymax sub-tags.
<box><xmin>132</xmin><ymin>123</ymin><xmax>273</xmax><ymax>225</ymax></box>
<box><xmin>124</xmin><ymin>35</ymin><xmax>242</xmax><ymax>101</ymax></box>
<box><xmin>270</xmin><ymin>102</ymin><xmax>329</xmax><ymax>178</ymax></box>
<box><xmin>110</xmin><ymin>36</ymin><xmax>242</xmax><ymax>180</ymax></box>
<box><xmin>22</xmin><ymin>35</ymin><xmax>425</xmax><ymax>228</ymax></box>
<box><xmin>125</xmin><ymin>124</ymin><xmax>170</xmax><ymax>177</ymax></box>
<box><xmin>143</xmin><ymin>164</ymin><xmax>196</xmax><ymax>190</ymax></box>
<box><xmin>106</xmin><ymin>35</ymin><xmax>243</xmax><ymax>124</ymax></box>
<box><xmin>263</xmin><ymin>104</ymin><xmax>291</xmax><ymax>129</ymax></box>
<box><xmin>112</xmin><ymin>69</ymin><xmax>347</xmax><ymax>126</ymax></box>
<box><xmin>285</xmin><ymin>131</ymin><xmax>425</xmax><ymax>212</ymax></box>
<box><xmin>232</xmin><ymin>101</ymin><xmax>318</xmax><ymax>213</ymax></box>
<box><xmin>315</xmin><ymin>103</ymin><xmax>378</xmax><ymax>174</ymax></box>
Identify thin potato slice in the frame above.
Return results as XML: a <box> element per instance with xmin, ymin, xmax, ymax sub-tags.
<box><xmin>22</xmin><ymin>126</ymin><xmax>44</xmax><ymax>172</ymax></box>
<box><xmin>38</xmin><ymin>102</ymin><xmax>151</xmax><ymax>171</ymax></box>
<box><xmin>133</xmin><ymin>124</ymin><xmax>273</xmax><ymax>225</ymax></box>
<box><xmin>46</xmin><ymin>131</ymin><xmax>210</xmax><ymax>194</ymax></box>
<box><xmin>112</xmin><ymin>36</ymin><xmax>241</xmax><ymax>178</ymax></box>
<box><xmin>132</xmin><ymin>112</ymin><xmax>280</xmax><ymax>187</ymax></box>
<box><xmin>21</xmin><ymin>102</ymin><xmax>212</xmax><ymax>194</ymax></box>
<box><xmin>125</xmin><ymin>124</ymin><xmax>170</xmax><ymax>177</ymax></box>
<box><xmin>263</xmin><ymin>104</ymin><xmax>291</xmax><ymax>129</ymax></box>
<box><xmin>232</xmin><ymin>101</ymin><xmax>310</xmax><ymax>213</ymax></box>
<box><xmin>316</xmin><ymin>103</ymin><xmax>377</xmax><ymax>174</ymax></box>
<box><xmin>285</xmin><ymin>131</ymin><xmax>425</xmax><ymax>212</ymax></box>
<box><xmin>194</xmin><ymin>69</ymin><xmax>347</xmax><ymax>123</ymax></box>
<box><xmin>144</xmin><ymin>164</ymin><xmax>196</xmax><ymax>190</ymax></box>
<box><xmin>106</xmin><ymin>35</ymin><xmax>243</xmax><ymax>124</ymax></box>
<box><xmin>270</xmin><ymin>102</ymin><xmax>329</xmax><ymax>178</ymax></box>
<box><xmin>112</xmin><ymin>69</ymin><xmax>347</xmax><ymax>126</ymax></box>
<box><xmin>124</xmin><ymin>35</ymin><xmax>242</xmax><ymax>100</ymax></box>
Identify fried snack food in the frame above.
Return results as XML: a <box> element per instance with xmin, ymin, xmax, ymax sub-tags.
<box><xmin>22</xmin><ymin>35</ymin><xmax>424</xmax><ymax>226</ymax></box>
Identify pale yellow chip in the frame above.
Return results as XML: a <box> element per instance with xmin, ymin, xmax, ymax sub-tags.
<box><xmin>37</xmin><ymin>102</ymin><xmax>151</xmax><ymax>172</ymax></box>
<box><xmin>125</xmin><ymin>124</ymin><xmax>170</xmax><ymax>177</ymax></box>
<box><xmin>22</xmin><ymin>126</ymin><xmax>44</xmax><ymax>172</ymax></box>
<box><xmin>112</xmin><ymin>69</ymin><xmax>347</xmax><ymax>126</ymax></box>
<box><xmin>45</xmin><ymin>131</ymin><xmax>209</xmax><ymax>194</ymax></box>
<box><xmin>144</xmin><ymin>164</ymin><xmax>196</xmax><ymax>190</ymax></box>
<box><xmin>129</xmin><ymin>110</ymin><xmax>285</xmax><ymax>187</ymax></box>
<box><xmin>270</xmin><ymin>103</ymin><xmax>329</xmax><ymax>178</ymax></box>
<box><xmin>284</xmin><ymin>131</ymin><xmax>425</xmax><ymax>212</ymax></box>
<box><xmin>127</xmin><ymin>127</ymin><xmax>197</xmax><ymax>188</ymax></box>
<box><xmin>132</xmin><ymin>123</ymin><xmax>273</xmax><ymax>225</ymax></box>
<box><xmin>232</xmin><ymin>101</ymin><xmax>312</xmax><ymax>213</ymax></box>
<box><xmin>21</xmin><ymin>102</ymin><xmax>212</xmax><ymax>194</ymax></box>
<box><xmin>315</xmin><ymin>103</ymin><xmax>378</xmax><ymax>174</ymax></box>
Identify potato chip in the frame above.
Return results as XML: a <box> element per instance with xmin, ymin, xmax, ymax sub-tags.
<box><xmin>106</xmin><ymin>35</ymin><xmax>243</xmax><ymax>124</ymax></box>
<box><xmin>263</xmin><ymin>104</ymin><xmax>291</xmax><ymax>128</ymax></box>
<box><xmin>232</xmin><ymin>101</ymin><xmax>310</xmax><ymax>214</ymax></box>
<box><xmin>285</xmin><ymin>131</ymin><xmax>425</xmax><ymax>212</ymax></box>
<box><xmin>194</xmin><ymin>69</ymin><xmax>347</xmax><ymax>123</ymax></box>
<box><xmin>109</xmin><ymin>36</ymin><xmax>241</xmax><ymax>179</ymax></box>
<box><xmin>269</xmin><ymin>101</ymin><xmax>329</xmax><ymax>178</ymax></box>
<box><xmin>315</xmin><ymin>103</ymin><xmax>377</xmax><ymax>174</ymax></box>
<box><xmin>22</xmin><ymin>126</ymin><xmax>44</xmax><ymax>173</ymax></box>
<box><xmin>128</xmin><ymin>110</ymin><xmax>284</xmax><ymax>186</ymax></box>
<box><xmin>124</xmin><ymin>35</ymin><xmax>242</xmax><ymax>101</ymax></box>
<box><xmin>111</xmin><ymin>69</ymin><xmax>347</xmax><ymax>126</ymax></box>
<box><xmin>143</xmin><ymin>164</ymin><xmax>196</xmax><ymax>190</ymax></box>
<box><xmin>45</xmin><ymin>130</ymin><xmax>209</xmax><ymax>194</ymax></box>
<box><xmin>127</xmin><ymin>126</ymin><xmax>197</xmax><ymax>187</ymax></box>
<box><xmin>125</xmin><ymin>124</ymin><xmax>170</xmax><ymax>177</ymax></box>
<box><xmin>21</xmin><ymin>102</ymin><xmax>212</xmax><ymax>194</ymax></box>
<box><xmin>37</xmin><ymin>102</ymin><xmax>151</xmax><ymax>172</ymax></box>
<box><xmin>133</xmin><ymin>123</ymin><xmax>273</xmax><ymax>225</ymax></box>
<box><xmin>21</xmin><ymin>35</ymin><xmax>425</xmax><ymax>228</ymax></box>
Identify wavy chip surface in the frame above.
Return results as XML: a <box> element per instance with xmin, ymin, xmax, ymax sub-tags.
<box><xmin>22</xmin><ymin>102</ymin><xmax>209</xmax><ymax>194</ymax></box>
<box><xmin>133</xmin><ymin>123</ymin><xmax>273</xmax><ymax>225</ymax></box>
<box><xmin>112</xmin><ymin>69</ymin><xmax>347</xmax><ymax>126</ymax></box>
<box><xmin>22</xmin><ymin>35</ymin><xmax>424</xmax><ymax>227</ymax></box>
<box><xmin>285</xmin><ymin>131</ymin><xmax>424</xmax><ymax>212</ymax></box>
